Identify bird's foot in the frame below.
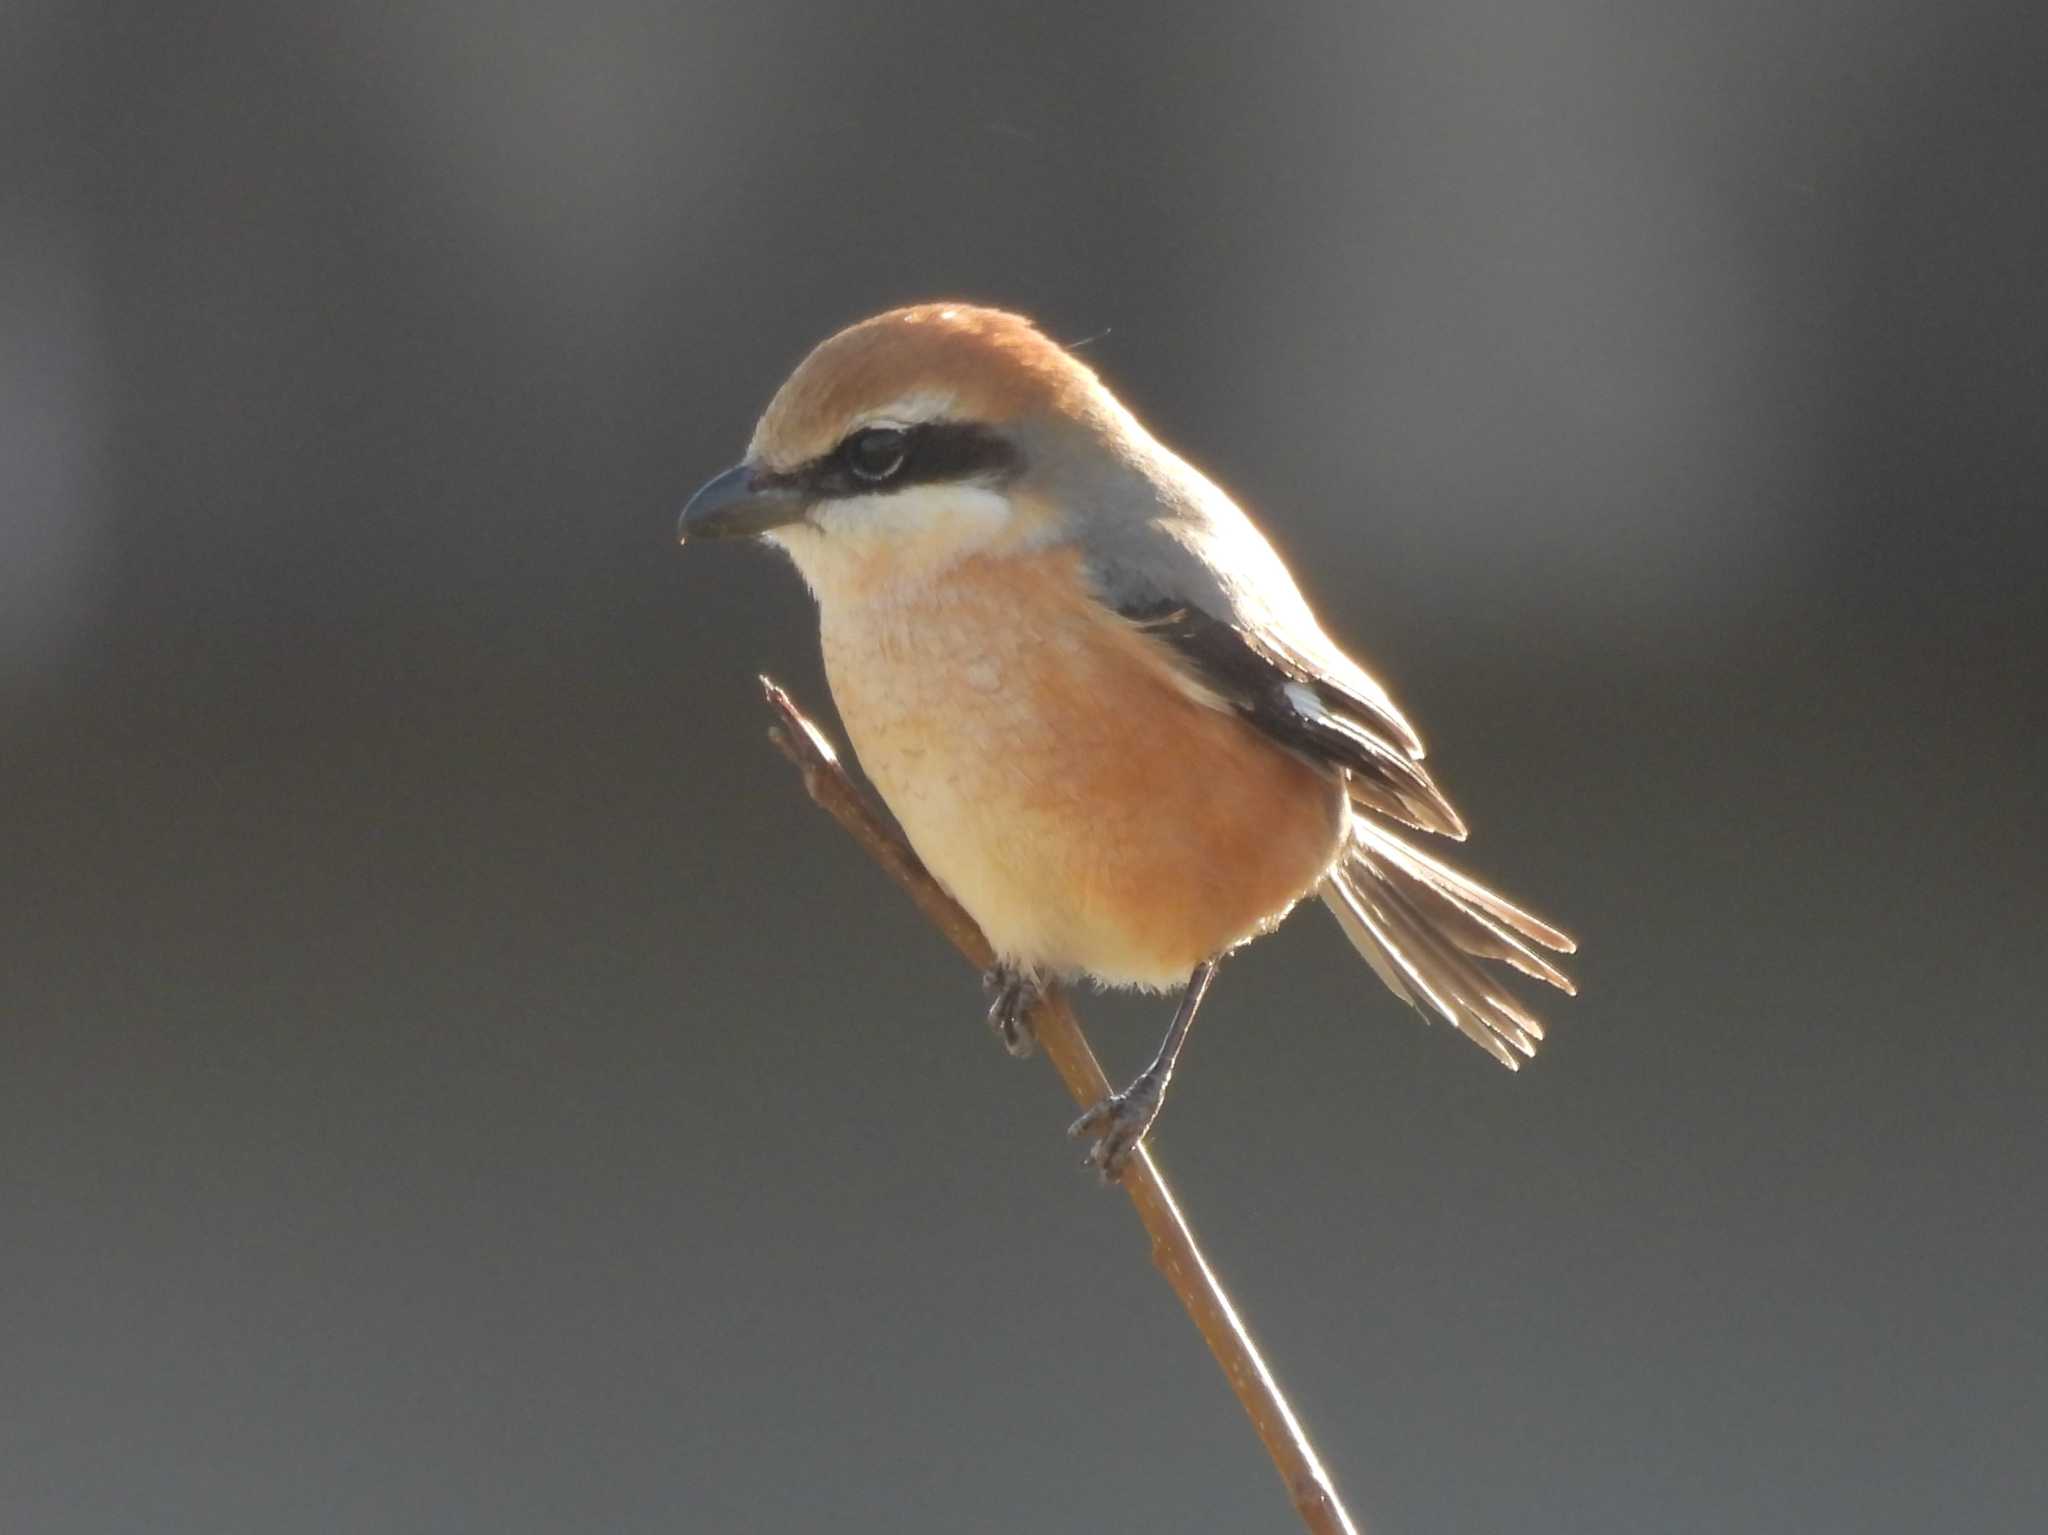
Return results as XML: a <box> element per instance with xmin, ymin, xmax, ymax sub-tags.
<box><xmin>982</xmin><ymin>964</ymin><xmax>1042</xmax><ymax>1059</ymax></box>
<box><xmin>1068</xmin><ymin>1072</ymin><xmax>1166</xmax><ymax>1183</ymax></box>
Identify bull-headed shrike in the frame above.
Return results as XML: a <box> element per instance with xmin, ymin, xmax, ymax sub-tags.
<box><xmin>681</xmin><ymin>303</ymin><xmax>1575</xmax><ymax>1178</ymax></box>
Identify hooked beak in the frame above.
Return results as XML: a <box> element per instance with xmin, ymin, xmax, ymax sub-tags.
<box><xmin>676</xmin><ymin>463</ymin><xmax>808</xmax><ymax>543</ymax></box>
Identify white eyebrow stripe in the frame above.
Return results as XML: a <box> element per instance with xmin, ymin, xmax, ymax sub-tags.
<box><xmin>858</xmin><ymin>390</ymin><xmax>956</xmax><ymax>429</ymax></box>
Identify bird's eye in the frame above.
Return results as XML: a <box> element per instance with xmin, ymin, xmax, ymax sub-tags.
<box><xmin>843</xmin><ymin>427</ymin><xmax>909</xmax><ymax>483</ymax></box>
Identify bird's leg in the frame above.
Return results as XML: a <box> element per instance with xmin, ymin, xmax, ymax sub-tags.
<box><xmin>982</xmin><ymin>962</ymin><xmax>1044</xmax><ymax>1059</ymax></box>
<box><xmin>1069</xmin><ymin>958</ymin><xmax>1218</xmax><ymax>1182</ymax></box>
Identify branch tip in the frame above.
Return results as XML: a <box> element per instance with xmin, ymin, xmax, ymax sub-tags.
<box><xmin>753</xmin><ymin>676</ymin><xmax>1359</xmax><ymax>1535</ymax></box>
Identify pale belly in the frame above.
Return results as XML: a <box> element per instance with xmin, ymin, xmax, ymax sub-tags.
<box><xmin>817</xmin><ymin>550</ymin><xmax>1346</xmax><ymax>989</ymax></box>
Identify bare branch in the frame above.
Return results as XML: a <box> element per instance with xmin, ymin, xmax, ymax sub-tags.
<box><xmin>760</xmin><ymin>675</ymin><xmax>1361</xmax><ymax>1535</ymax></box>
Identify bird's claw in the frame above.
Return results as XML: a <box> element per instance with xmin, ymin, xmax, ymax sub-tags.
<box><xmin>982</xmin><ymin>965</ymin><xmax>1041</xmax><ymax>1059</ymax></box>
<box><xmin>1068</xmin><ymin>1075</ymin><xmax>1165</xmax><ymax>1182</ymax></box>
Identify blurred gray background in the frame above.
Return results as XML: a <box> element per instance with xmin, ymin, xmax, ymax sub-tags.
<box><xmin>5</xmin><ymin>2</ymin><xmax>2044</xmax><ymax>1531</ymax></box>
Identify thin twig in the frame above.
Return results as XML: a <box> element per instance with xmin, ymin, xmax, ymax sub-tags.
<box><xmin>760</xmin><ymin>675</ymin><xmax>1361</xmax><ymax>1535</ymax></box>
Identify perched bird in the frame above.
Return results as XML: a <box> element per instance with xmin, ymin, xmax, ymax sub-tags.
<box><xmin>680</xmin><ymin>303</ymin><xmax>1575</xmax><ymax>1178</ymax></box>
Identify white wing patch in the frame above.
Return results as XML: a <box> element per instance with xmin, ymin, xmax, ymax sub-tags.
<box><xmin>1282</xmin><ymin>680</ymin><xmax>1336</xmax><ymax>728</ymax></box>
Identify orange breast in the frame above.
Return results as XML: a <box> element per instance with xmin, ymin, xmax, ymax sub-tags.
<box><xmin>819</xmin><ymin>546</ymin><xmax>1346</xmax><ymax>988</ymax></box>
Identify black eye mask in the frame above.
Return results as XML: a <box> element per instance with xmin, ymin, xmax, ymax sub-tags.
<box><xmin>776</xmin><ymin>421</ymin><xmax>1023</xmax><ymax>502</ymax></box>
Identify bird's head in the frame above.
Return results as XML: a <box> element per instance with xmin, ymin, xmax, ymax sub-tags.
<box><xmin>678</xmin><ymin>304</ymin><xmax>1148</xmax><ymax>598</ymax></box>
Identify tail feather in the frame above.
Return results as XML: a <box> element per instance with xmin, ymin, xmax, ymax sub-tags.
<box><xmin>1324</xmin><ymin>867</ymin><xmax>1527</xmax><ymax>1067</ymax></box>
<box><xmin>1321</xmin><ymin>817</ymin><xmax>1575</xmax><ymax>1070</ymax></box>
<box><xmin>1348</xmin><ymin>803</ymin><xmax>1577</xmax><ymax>955</ymax></box>
<box><xmin>1369</xmin><ymin>840</ymin><xmax>1577</xmax><ymax>994</ymax></box>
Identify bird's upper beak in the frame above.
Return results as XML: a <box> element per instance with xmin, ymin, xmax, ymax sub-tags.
<box><xmin>676</xmin><ymin>463</ymin><xmax>809</xmax><ymax>543</ymax></box>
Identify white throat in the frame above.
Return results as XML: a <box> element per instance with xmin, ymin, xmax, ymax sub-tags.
<box><xmin>769</xmin><ymin>482</ymin><xmax>1027</xmax><ymax>606</ymax></box>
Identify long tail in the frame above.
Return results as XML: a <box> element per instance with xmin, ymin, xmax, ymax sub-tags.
<box><xmin>1320</xmin><ymin>813</ymin><xmax>1577</xmax><ymax>1069</ymax></box>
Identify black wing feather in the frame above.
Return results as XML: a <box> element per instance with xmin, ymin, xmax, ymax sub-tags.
<box><xmin>1121</xmin><ymin>600</ymin><xmax>1468</xmax><ymax>839</ymax></box>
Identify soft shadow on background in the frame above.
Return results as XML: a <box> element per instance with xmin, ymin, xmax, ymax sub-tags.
<box><xmin>6</xmin><ymin>3</ymin><xmax>2044</xmax><ymax>1530</ymax></box>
